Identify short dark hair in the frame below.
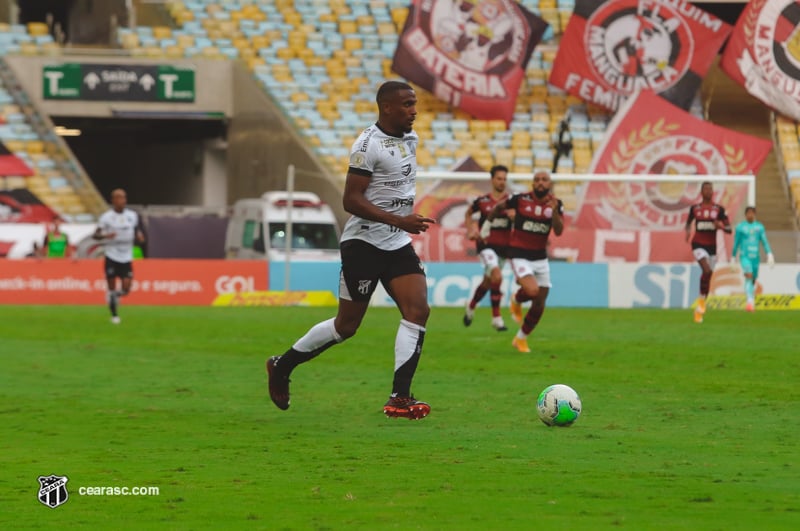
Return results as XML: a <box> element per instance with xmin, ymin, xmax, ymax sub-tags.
<box><xmin>376</xmin><ymin>81</ymin><xmax>413</xmax><ymax>105</ymax></box>
<box><xmin>745</xmin><ymin>206</ymin><xmax>756</xmax><ymax>214</ymax></box>
<box><xmin>701</xmin><ymin>181</ymin><xmax>712</xmax><ymax>188</ymax></box>
<box><xmin>490</xmin><ymin>164</ymin><xmax>508</xmax><ymax>176</ymax></box>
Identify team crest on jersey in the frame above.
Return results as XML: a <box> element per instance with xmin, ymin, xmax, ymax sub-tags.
<box><xmin>585</xmin><ymin>0</ymin><xmax>693</xmax><ymax>95</ymax></box>
<box><xmin>752</xmin><ymin>1</ymin><xmax>800</xmax><ymax>102</ymax></box>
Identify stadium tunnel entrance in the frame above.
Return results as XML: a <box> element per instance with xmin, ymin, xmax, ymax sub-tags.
<box><xmin>54</xmin><ymin>116</ymin><xmax>228</xmax><ymax>208</ymax></box>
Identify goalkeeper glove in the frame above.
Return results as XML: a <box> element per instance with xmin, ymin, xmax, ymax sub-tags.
<box><xmin>767</xmin><ymin>253</ymin><xmax>775</xmax><ymax>267</ymax></box>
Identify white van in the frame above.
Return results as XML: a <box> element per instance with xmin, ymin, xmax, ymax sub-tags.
<box><xmin>225</xmin><ymin>191</ymin><xmax>341</xmax><ymax>261</ymax></box>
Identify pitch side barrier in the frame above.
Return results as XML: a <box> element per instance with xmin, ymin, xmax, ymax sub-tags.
<box><xmin>2</xmin><ymin>259</ymin><xmax>798</xmax><ymax>309</ymax></box>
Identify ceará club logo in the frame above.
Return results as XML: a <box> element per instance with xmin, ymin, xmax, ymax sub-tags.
<box><xmin>584</xmin><ymin>0</ymin><xmax>693</xmax><ymax>95</ymax></box>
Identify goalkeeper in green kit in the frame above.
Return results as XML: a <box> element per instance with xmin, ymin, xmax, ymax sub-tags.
<box><xmin>731</xmin><ymin>207</ymin><xmax>774</xmax><ymax>312</ymax></box>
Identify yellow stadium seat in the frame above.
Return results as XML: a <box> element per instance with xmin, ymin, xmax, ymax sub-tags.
<box><xmin>469</xmin><ymin>120</ymin><xmax>488</xmax><ymax>134</ymax></box>
<box><xmin>487</xmin><ymin>120</ymin><xmax>507</xmax><ymax>133</ymax></box>
<box><xmin>201</xmin><ymin>46</ymin><xmax>222</xmax><ymax>59</ymax></box>
<box><xmin>247</xmin><ymin>57</ymin><xmax>265</xmax><ymax>70</ymax></box>
<box><xmin>494</xmin><ymin>149</ymin><xmax>514</xmax><ymax>165</ymax></box>
<box><xmin>27</xmin><ymin>22</ymin><xmax>49</xmax><ymax>36</ymax></box>
<box><xmin>251</xmin><ymin>35</ymin><xmax>268</xmax><ymax>49</ymax></box>
<box><xmin>377</xmin><ymin>22</ymin><xmax>396</xmax><ymax>35</ymax></box>
<box><xmin>120</xmin><ymin>32</ymin><xmax>139</xmax><ymax>49</ymax></box>
<box><xmin>145</xmin><ymin>46</ymin><xmax>164</xmax><ymax>58</ymax></box>
<box><xmin>175</xmin><ymin>10</ymin><xmax>195</xmax><ymax>24</ymax></box>
<box><xmin>276</xmin><ymin>47</ymin><xmax>295</xmax><ymax>60</ymax></box>
<box><xmin>340</xmin><ymin>20</ymin><xmax>357</xmax><ymax>34</ymax></box>
<box><xmin>201</xmin><ymin>18</ymin><xmax>219</xmax><ymax>32</ymax></box>
<box><xmin>391</xmin><ymin>7</ymin><xmax>409</xmax><ymax>28</ymax></box>
<box><xmin>5</xmin><ymin>140</ymin><xmax>24</xmax><ymax>152</ymax></box>
<box><xmin>19</xmin><ymin>42</ymin><xmax>39</xmax><ymax>55</ymax></box>
<box><xmin>164</xmin><ymin>45</ymin><xmax>183</xmax><ymax>58</ymax></box>
<box><xmin>152</xmin><ymin>26</ymin><xmax>172</xmax><ymax>39</ymax></box>
<box><xmin>232</xmin><ymin>37</ymin><xmax>250</xmax><ymax>50</ymax></box>
<box><xmin>452</xmin><ymin>130</ymin><xmax>472</xmax><ymax>142</ymax></box>
<box><xmin>304</xmin><ymin>55</ymin><xmax>324</xmax><ymax>67</ymax></box>
<box><xmin>176</xmin><ymin>34</ymin><xmax>194</xmax><ymax>48</ymax></box>
<box><xmin>238</xmin><ymin>47</ymin><xmax>255</xmax><ymax>60</ymax></box>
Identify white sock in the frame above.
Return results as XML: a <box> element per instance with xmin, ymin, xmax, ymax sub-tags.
<box><xmin>293</xmin><ymin>317</ymin><xmax>342</xmax><ymax>352</ymax></box>
<box><xmin>395</xmin><ymin>319</ymin><xmax>425</xmax><ymax>371</ymax></box>
<box><xmin>516</xmin><ymin>330</ymin><xmax>527</xmax><ymax>340</ymax></box>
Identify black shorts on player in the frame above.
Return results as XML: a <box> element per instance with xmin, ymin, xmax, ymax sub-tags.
<box><xmin>104</xmin><ymin>257</ymin><xmax>133</xmax><ymax>280</ymax></box>
<box><xmin>339</xmin><ymin>239</ymin><xmax>424</xmax><ymax>302</ymax></box>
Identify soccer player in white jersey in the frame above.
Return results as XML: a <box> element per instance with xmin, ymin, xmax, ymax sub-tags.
<box><xmin>93</xmin><ymin>189</ymin><xmax>144</xmax><ymax>324</ymax></box>
<box><xmin>266</xmin><ymin>81</ymin><xmax>436</xmax><ymax>420</ymax></box>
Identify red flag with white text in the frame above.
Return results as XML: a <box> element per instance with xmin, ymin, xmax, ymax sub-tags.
<box><xmin>392</xmin><ymin>0</ymin><xmax>548</xmax><ymax>124</ymax></box>
<box><xmin>720</xmin><ymin>0</ymin><xmax>800</xmax><ymax>121</ymax></box>
<box><xmin>577</xmin><ymin>91</ymin><xmax>772</xmax><ymax>229</ymax></box>
<box><xmin>549</xmin><ymin>0</ymin><xmax>731</xmax><ymax>112</ymax></box>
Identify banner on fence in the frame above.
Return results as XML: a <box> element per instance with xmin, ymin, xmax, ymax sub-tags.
<box><xmin>0</xmin><ymin>259</ymin><xmax>267</xmax><ymax>305</ymax></box>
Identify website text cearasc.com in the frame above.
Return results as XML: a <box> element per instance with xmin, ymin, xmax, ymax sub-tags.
<box><xmin>78</xmin><ymin>486</ymin><xmax>160</xmax><ymax>496</ymax></box>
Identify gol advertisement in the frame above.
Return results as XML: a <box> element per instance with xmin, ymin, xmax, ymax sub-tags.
<box><xmin>0</xmin><ymin>259</ymin><xmax>267</xmax><ymax>305</ymax></box>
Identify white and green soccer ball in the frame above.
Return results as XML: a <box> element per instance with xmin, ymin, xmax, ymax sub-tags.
<box><xmin>537</xmin><ymin>384</ymin><xmax>582</xmax><ymax>426</ymax></box>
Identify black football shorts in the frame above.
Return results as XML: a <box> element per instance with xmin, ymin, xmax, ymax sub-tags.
<box><xmin>339</xmin><ymin>239</ymin><xmax>425</xmax><ymax>302</ymax></box>
<box><xmin>104</xmin><ymin>256</ymin><xmax>133</xmax><ymax>280</ymax></box>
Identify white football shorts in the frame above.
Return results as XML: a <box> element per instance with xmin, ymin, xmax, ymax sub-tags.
<box><xmin>509</xmin><ymin>258</ymin><xmax>552</xmax><ymax>288</ymax></box>
<box><xmin>692</xmin><ymin>248</ymin><xmax>717</xmax><ymax>270</ymax></box>
<box><xmin>478</xmin><ymin>248</ymin><xmax>505</xmax><ymax>277</ymax></box>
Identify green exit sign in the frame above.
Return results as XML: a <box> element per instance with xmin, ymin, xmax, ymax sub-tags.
<box><xmin>43</xmin><ymin>64</ymin><xmax>195</xmax><ymax>102</ymax></box>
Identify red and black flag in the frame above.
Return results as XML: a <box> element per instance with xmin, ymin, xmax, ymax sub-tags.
<box><xmin>392</xmin><ymin>0</ymin><xmax>548</xmax><ymax>124</ymax></box>
<box><xmin>549</xmin><ymin>0</ymin><xmax>731</xmax><ymax>112</ymax></box>
<box><xmin>0</xmin><ymin>142</ymin><xmax>34</xmax><ymax>176</ymax></box>
<box><xmin>721</xmin><ymin>0</ymin><xmax>800</xmax><ymax>121</ymax></box>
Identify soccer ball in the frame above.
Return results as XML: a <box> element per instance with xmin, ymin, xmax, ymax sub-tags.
<box><xmin>537</xmin><ymin>384</ymin><xmax>582</xmax><ymax>426</ymax></box>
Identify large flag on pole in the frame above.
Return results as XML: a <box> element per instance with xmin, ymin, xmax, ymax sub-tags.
<box><xmin>578</xmin><ymin>91</ymin><xmax>772</xmax><ymax>229</ymax></box>
<box><xmin>392</xmin><ymin>0</ymin><xmax>548</xmax><ymax>124</ymax></box>
<box><xmin>549</xmin><ymin>0</ymin><xmax>731</xmax><ymax>112</ymax></box>
<box><xmin>720</xmin><ymin>0</ymin><xmax>800</xmax><ymax>121</ymax></box>
<box><xmin>0</xmin><ymin>142</ymin><xmax>34</xmax><ymax>176</ymax></box>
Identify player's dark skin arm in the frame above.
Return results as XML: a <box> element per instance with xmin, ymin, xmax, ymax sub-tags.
<box><xmin>343</xmin><ymin>172</ymin><xmax>434</xmax><ymax>234</ymax></box>
<box><xmin>92</xmin><ymin>227</ymin><xmax>114</xmax><ymax>240</ymax></box>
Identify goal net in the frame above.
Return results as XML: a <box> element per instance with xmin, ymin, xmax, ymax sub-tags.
<box><xmin>413</xmin><ymin>171</ymin><xmax>755</xmax><ymax>263</ymax></box>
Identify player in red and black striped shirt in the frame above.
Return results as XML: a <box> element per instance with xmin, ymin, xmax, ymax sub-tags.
<box><xmin>490</xmin><ymin>170</ymin><xmax>564</xmax><ymax>353</ymax></box>
<box><xmin>685</xmin><ymin>181</ymin><xmax>731</xmax><ymax>323</ymax></box>
<box><xmin>463</xmin><ymin>165</ymin><xmax>512</xmax><ymax>331</ymax></box>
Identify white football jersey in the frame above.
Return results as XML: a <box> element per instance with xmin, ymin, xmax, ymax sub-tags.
<box><xmin>340</xmin><ymin>124</ymin><xmax>418</xmax><ymax>250</ymax></box>
<box><xmin>97</xmin><ymin>208</ymin><xmax>139</xmax><ymax>263</ymax></box>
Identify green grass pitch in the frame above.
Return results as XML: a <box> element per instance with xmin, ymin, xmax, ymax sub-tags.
<box><xmin>1</xmin><ymin>305</ymin><xmax>798</xmax><ymax>530</ymax></box>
